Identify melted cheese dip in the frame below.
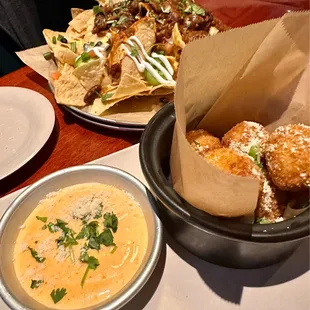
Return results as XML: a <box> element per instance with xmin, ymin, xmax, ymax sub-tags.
<box><xmin>13</xmin><ymin>183</ymin><xmax>148</xmax><ymax>309</ymax></box>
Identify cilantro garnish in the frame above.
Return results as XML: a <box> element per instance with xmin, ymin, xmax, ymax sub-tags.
<box><xmin>28</xmin><ymin>247</ymin><xmax>46</xmax><ymax>263</ymax></box>
<box><xmin>248</xmin><ymin>145</ymin><xmax>263</xmax><ymax>169</ymax></box>
<box><xmin>30</xmin><ymin>279</ymin><xmax>43</xmax><ymax>289</ymax></box>
<box><xmin>50</xmin><ymin>288</ymin><xmax>67</xmax><ymax>304</ymax></box>
<box><xmin>184</xmin><ymin>3</ymin><xmax>205</xmax><ymax>16</ymax></box>
<box><xmin>118</xmin><ymin>15</ymin><xmax>128</xmax><ymax>25</ymax></box>
<box><xmin>101</xmin><ymin>92</ymin><xmax>113</xmax><ymax>103</ymax></box>
<box><xmin>98</xmin><ymin>228</ymin><xmax>115</xmax><ymax>246</ymax></box>
<box><xmin>76</xmin><ymin>221</ymin><xmax>102</xmax><ymax>250</ymax></box>
<box><xmin>46</xmin><ymin>219</ymin><xmax>78</xmax><ymax>263</ymax></box>
<box><xmin>88</xmin><ymin>237</ymin><xmax>101</xmax><ymax>250</ymax></box>
<box><xmin>76</xmin><ymin>221</ymin><xmax>99</xmax><ymax>240</ymax></box>
<box><xmin>93</xmin><ymin>5</ymin><xmax>102</xmax><ymax>15</ymax></box>
<box><xmin>111</xmin><ymin>245</ymin><xmax>118</xmax><ymax>254</ymax></box>
<box><xmin>130</xmin><ymin>45</ymin><xmax>139</xmax><ymax>58</ymax></box>
<box><xmin>256</xmin><ymin>217</ymin><xmax>271</xmax><ymax>224</ymax></box>
<box><xmin>94</xmin><ymin>203</ymin><xmax>103</xmax><ymax>219</ymax></box>
<box><xmin>104</xmin><ymin>212</ymin><xmax>118</xmax><ymax>233</ymax></box>
<box><xmin>80</xmin><ymin>256</ymin><xmax>100</xmax><ymax>288</ymax></box>
<box><xmin>47</xmin><ymin>222</ymin><xmax>58</xmax><ymax>233</ymax></box>
<box><xmin>36</xmin><ymin>216</ymin><xmax>47</xmax><ymax>223</ymax></box>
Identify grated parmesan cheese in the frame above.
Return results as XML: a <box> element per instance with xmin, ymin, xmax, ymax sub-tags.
<box><xmin>71</xmin><ymin>195</ymin><xmax>104</xmax><ymax>221</ymax></box>
<box><xmin>55</xmin><ymin>245</ymin><xmax>69</xmax><ymax>263</ymax></box>
<box><xmin>37</xmin><ymin>236</ymin><xmax>55</xmax><ymax>257</ymax></box>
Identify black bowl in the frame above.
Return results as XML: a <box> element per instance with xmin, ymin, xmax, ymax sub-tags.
<box><xmin>139</xmin><ymin>103</ymin><xmax>310</xmax><ymax>269</ymax></box>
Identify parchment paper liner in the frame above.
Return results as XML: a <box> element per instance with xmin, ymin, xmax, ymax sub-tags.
<box><xmin>170</xmin><ymin>11</ymin><xmax>309</xmax><ymax>218</ymax></box>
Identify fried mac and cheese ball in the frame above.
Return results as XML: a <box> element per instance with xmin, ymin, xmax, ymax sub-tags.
<box><xmin>255</xmin><ymin>177</ymin><xmax>287</xmax><ymax>222</ymax></box>
<box><xmin>222</xmin><ymin>121</ymin><xmax>269</xmax><ymax>157</ymax></box>
<box><xmin>186</xmin><ymin>129</ymin><xmax>221</xmax><ymax>156</ymax></box>
<box><xmin>204</xmin><ymin>148</ymin><xmax>263</xmax><ymax>184</ymax></box>
<box><xmin>265</xmin><ymin>124</ymin><xmax>310</xmax><ymax>191</ymax></box>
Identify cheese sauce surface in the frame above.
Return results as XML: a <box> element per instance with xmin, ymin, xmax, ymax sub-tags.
<box><xmin>13</xmin><ymin>183</ymin><xmax>148</xmax><ymax>309</ymax></box>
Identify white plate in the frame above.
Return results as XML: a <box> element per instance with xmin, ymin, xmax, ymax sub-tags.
<box><xmin>0</xmin><ymin>87</ymin><xmax>55</xmax><ymax>180</ymax></box>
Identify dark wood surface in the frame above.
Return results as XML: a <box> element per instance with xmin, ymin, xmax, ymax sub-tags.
<box><xmin>0</xmin><ymin>0</ymin><xmax>308</xmax><ymax>197</ymax></box>
<box><xmin>0</xmin><ymin>67</ymin><xmax>140</xmax><ymax>197</ymax></box>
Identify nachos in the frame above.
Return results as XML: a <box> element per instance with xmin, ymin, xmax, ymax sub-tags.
<box><xmin>43</xmin><ymin>0</ymin><xmax>228</xmax><ymax>115</ymax></box>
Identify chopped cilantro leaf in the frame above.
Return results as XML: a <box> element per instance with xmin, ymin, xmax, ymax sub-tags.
<box><xmin>56</xmin><ymin>230</ymin><xmax>78</xmax><ymax>248</ymax></box>
<box><xmin>93</xmin><ymin>5</ymin><xmax>102</xmax><ymax>15</ymax></box>
<box><xmin>116</xmin><ymin>15</ymin><xmax>128</xmax><ymax>26</ymax></box>
<box><xmin>77</xmin><ymin>221</ymin><xmax>99</xmax><ymax>240</ymax></box>
<box><xmin>101</xmin><ymin>93</ymin><xmax>113</xmax><ymax>103</ymax></box>
<box><xmin>42</xmin><ymin>224</ymin><xmax>47</xmax><ymax>230</ymax></box>
<box><xmin>88</xmin><ymin>237</ymin><xmax>100</xmax><ymax>250</ymax></box>
<box><xmin>31</xmin><ymin>279</ymin><xmax>43</xmax><ymax>289</ymax></box>
<box><xmin>79</xmin><ymin>245</ymin><xmax>89</xmax><ymax>262</ymax></box>
<box><xmin>28</xmin><ymin>247</ymin><xmax>45</xmax><ymax>263</ymax></box>
<box><xmin>99</xmin><ymin>228</ymin><xmax>115</xmax><ymax>247</ymax></box>
<box><xmin>76</xmin><ymin>221</ymin><xmax>100</xmax><ymax>250</ymax></box>
<box><xmin>104</xmin><ymin>212</ymin><xmax>118</xmax><ymax>233</ymax></box>
<box><xmin>111</xmin><ymin>245</ymin><xmax>118</xmax><ymax>253</ymax></box>
<box><xmin>76</xmin><ymin>226</ymin><xmax>89</xmax><ymax>240</ymax></box>
<box><xmin>256</xmin><ymin>217</ymin><xmax>271</xmax><ymax>224</ymax></box>
<box><xmin>36</xmin><ymin>216</ymin><xmax>47</xmax><ymax>223</ymax></box>
<box><xmin>130</xmin><ymin>46</ymin><xmax>139</xmax><ymax>57</ymax></box>
<box><xmin>80</xmin><ymin>256</ymin><xmax>99</xmax><ymax>288</ymax></box>
<box><xmin>47</xmin><ymin>222</ymin><xmax>58</xmax><ymax>233</ymax></box>
<box><xmin>248</xmin><ymin>145</ymin><xmax>263</xmax><ymax>169</ymax></box>
<box><xmin>94</xmin><ymin>203</ymin><xmax>103</xmax><ymax>219</ymax></box>
<box><xmin>50</xmin><ymin>288</ymin><xmax>67</xmax><ymax>304</ymax></box>
<box><xmin>184</xmin><ymin>3</ymin><xmax>205</xmax><ymax>16</ymax></box>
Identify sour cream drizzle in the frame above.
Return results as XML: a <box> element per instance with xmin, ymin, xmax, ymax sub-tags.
<box><xmin>121</xmin><ymin>36</ymin><xmax>175</xmax><ymax>86</ymax></box>
<box><xmin>76</xmin><ymin>33</ymin><xmax>112</xmax><ymax>62</ymax></box>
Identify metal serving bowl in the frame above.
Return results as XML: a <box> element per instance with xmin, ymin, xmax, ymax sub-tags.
<box><xmin>139</xmin><ymin>103</ymin><xmax>309</xmax><ymax>269</ymax></box>
<box><xmin>0</xmin><ymin>165</ymin><xmax>162</xmax><ymax>310</ymax></box>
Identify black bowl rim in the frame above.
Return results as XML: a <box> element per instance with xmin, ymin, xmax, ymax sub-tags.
<box><xmin>139</xmin><ymin>102</ymin><xmax>310</xmax><ymax>243</ymax></box>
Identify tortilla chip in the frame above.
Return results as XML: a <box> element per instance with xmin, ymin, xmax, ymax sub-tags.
<box><xmin>54</xmin><ymin>64</ymin><xmax>86</xmax><ymax>107</ymax></box>
<box><xmin>71</xmin><ymin>8</ymin><xmax>84</xmax><ymax>19</ymax></box>
<box><xmin>43</xmin><ymin>29</ymin><xmax>80</xmax><ymax>65</ymax></box>
<box><xmin>120</xmin><ymin>17</ymin><xmax>157</xmax><ymax>79</ymax></box>
<box><xmin>149</xmin><ymin>86</ymin><xmax>175</xmax><ymax>96</ymax></box>
<box><xmin>66</xmin><ymin>26</ymin><xmax>85</xmax><ymax>40</ymax></box>
<box><xmin>88</xmin><ymin>74</ymin><xmax>150</xmax><ymax>115</ymax></box>
<box><xmin>73</xmin><ymin>58</ymin><xmax>106</xmax><ymax>90</ymax></box>
<box><xmin>89</xmin><ymin>96</ymin><xmax>131</xmax><ymax>115</ymax></box>
<box><xmin>133</xmin><ymin>17</ymin><xmax>156</xmax><ymax>50</ymax></box>
<box><xmin>172</xmin><ymin>23</ymin><xmax>185</xmax><ymax>49</ymax></box>
<box><xmin>83</xmin><ymin>16</ymin><xmax>99</xmax><ymax>42</ymax></box>
<box><xmin>69</xmin><ymin>9</ymin><xmax>93</xmax><ymax>33</ymax></box>
<box><xmin>113</xmin><ymin>74</ymin><xmax>149</xmax><ymax>100</ymax></box>
<box><xmin>101</xmin><ymin>73</ymin><xmax>113</xmax><ymax>90</ymax></box>
<box><xmin>43</xmin><ymin>29</ymin><xmax>67</xmax><ymax>50</ymax></box>
<box><xmin>53</xmin><ymin>45</ymin><xmax>78</xmax><ymax>66</ymax></box>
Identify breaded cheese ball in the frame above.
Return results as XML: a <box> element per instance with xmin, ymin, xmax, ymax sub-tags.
<box><xmin>265</xmin><ymin>124</ymin><xmax>310</xmax><ymax>191</ymax></box>
<box><xmin>222</xmin><ymin>121</ymin><xmax>269</xmax><ymax>157</ymax></box>
<box><xmin>204</xmin><ymin>148</ymin><xmax>263</xmax><ymax>185</ymax></box>
<box><xmin>186</xmin><ymin>129</ymin><xmax>221</xmax><ymax>156</ymax></box>
<box><xmin>255</xmin><ymin>177</ymin><xmax>287</xmax><ymax>222</ymax></box>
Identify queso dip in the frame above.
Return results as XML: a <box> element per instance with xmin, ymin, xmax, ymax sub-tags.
<box><xmin>13</xmin><ymin>183</ymin><xmax>148</xmax><ymax>309</ymax></box>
